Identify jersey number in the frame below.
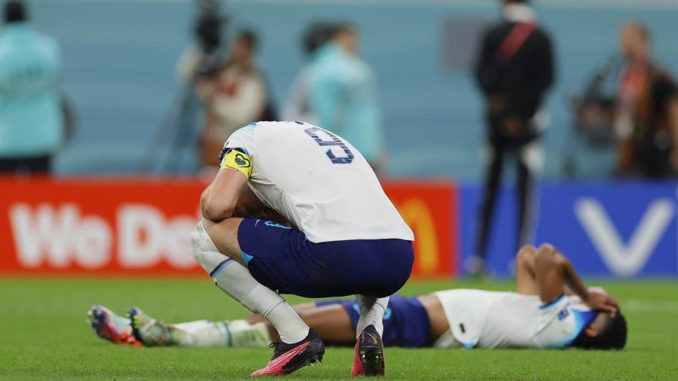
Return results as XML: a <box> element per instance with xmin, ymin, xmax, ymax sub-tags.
<box><xmin>304</xmin><ymin>127</ymin><xmax>354</xmax><ymax>164</ymax></box>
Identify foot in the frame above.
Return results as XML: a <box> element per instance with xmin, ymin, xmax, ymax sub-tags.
<box><xmin>87</xmin><ymin>305</ymin><xmax>140</xmax><ymax>346</ymax></box>
<box><xmin>353</xmin><ymin>325</ymin><xmax>384</xmax><ymax>377</ymax></box>
<box><xmin>251</xmin><ymin>329</ymin><xmax>324</xmax><ymax>377</ymax></box>
<box><xmin>128</xmin><ymin>307</ymin><xmax>171</xmax><ymax>347</ymax></box>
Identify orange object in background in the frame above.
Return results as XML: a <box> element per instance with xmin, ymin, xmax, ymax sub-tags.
<box><xmin>382</xmin><ymin>181</ymin><xmax>457</xmax><ymax>278</ymax></box>
<box><xmin>0</xmin><ymin>178</ymin><xmax>457</xmax><ymax>277</ymax></box>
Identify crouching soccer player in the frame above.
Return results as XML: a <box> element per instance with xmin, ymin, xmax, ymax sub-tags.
<box><xmin>187</xmin><ymin>121</ymin><xmax>414</xmax><ymax>376</ymax></box>
<box><xmin>90</xmin><ymin>244</ymin><xmax>626</xmax><ymax>351</ymax></box>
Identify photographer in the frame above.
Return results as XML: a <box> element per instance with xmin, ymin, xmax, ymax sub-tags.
<box><xmin>194</xmin><ymin>30</ymin><xmax>270</xmax><ymax>170</ymax></box>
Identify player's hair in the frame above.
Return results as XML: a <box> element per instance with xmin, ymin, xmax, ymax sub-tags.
<box><xmin>4</xmin><ymin>0</ymin><xmax>27</xmax><ymax>23</ymax></box>
<box><xmin>572</xmin><ymin>312</ymin><xmax>627</xmax><ymax>350</ymax></box>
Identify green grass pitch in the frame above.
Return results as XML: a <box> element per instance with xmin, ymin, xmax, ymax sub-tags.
<box><xmin>1</xmin><ymin>277</ymin><xmax>677</xmax><ymax>380</ymax></box>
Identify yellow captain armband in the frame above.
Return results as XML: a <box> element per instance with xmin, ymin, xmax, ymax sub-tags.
<box><xmin>219</xmin><ymin>148</ymin><xmax>253</xmax><ymax>179</ymax></box>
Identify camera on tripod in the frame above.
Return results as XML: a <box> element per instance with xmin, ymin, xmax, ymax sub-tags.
<box><xmin>194</xmin><ymin>0</ymin><xmax>229</xmax><ymax>79</ymax></box>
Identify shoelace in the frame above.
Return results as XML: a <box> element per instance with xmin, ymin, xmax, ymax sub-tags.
<box><xmin>269</xmin><ymin>341</ymin><xmax>284</xmax><ymax>359</ymax></box>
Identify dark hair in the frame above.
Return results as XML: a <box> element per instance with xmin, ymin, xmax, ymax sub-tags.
<box><xmin>237</xmin><ymin>29</ymin><xmax>258</xmax><ymax>52</ymax></box>
<box><xmin>302</xmin><ymin>22</ymin><xmax>337</xmax><ymax>56</ymax></box>
<box><xmin>572</xmin><ymin>313</ymin><xmax>627</xmax><ymax>350</ymax></box>
<box><xmin>4</xmin><ymin>0</ymin><xmax>27</xmax><ymax>23</ymax></box>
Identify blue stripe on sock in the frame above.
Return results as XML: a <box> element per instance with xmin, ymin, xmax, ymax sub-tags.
<box><xmin>210</xmin><ymin>258</ymin><xmax>234</xmax><ymax>279</ymax></box>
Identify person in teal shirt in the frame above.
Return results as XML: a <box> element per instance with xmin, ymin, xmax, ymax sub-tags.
<box><xmin>0</xmin><ymin>0</ymin><xmax>63</xmax><ymax>174</ymax></box>
<box><xmin>308</xmin><ymin>24</ymin><xmax>385</xmax><ymax>174</ymax></box>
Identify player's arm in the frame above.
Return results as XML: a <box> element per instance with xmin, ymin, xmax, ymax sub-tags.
<box><xmin>232</xmin><ymin>186</ymin><xmax>295</xmax><ymax>227</ymax></box>
<box><xmin>201</xmin><ymin>147</ymin><xmax>253</xmax><ymax>222</ymax></box>
<box><xmin>201</xmin><ymin>169</ymin><xmax>248</xmax><ymax>222</ymax></box>
<box><xmin>534</xmin><ymin>244</ymin><xmax>618</xmax><ymax>313</ymax></box>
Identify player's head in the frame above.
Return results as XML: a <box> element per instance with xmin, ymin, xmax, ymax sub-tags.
<box><xmin>620</xmin><ymin>22</ymin><xmax>650</xmax><ymax>62</ymax></box>
<box><xmin>572</xmin><ymin>311</ymin><xmax>627</xmax><ymax>350</ymax></box>
<box><xmin>4</xmin><ymin>0</ymin><xmax>27</xmax><ymax>24</ymax></box>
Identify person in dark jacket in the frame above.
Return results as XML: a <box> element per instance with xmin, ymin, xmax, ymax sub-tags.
<box><xmin>469</xmin><ymin>0</ymin><xmax>555</xmax><ymax>276</ymax></box>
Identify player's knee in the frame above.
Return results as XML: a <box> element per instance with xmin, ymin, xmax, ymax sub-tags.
<box><xmin>191</xmin><ymin>220</ymin><xmax>220</xmax><ymax>273</ymax></box>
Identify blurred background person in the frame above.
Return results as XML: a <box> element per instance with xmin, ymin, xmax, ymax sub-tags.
<box><xmin>308</xmin><ymin>23</ymin><xmax>385</xmax><ymax>174</ymax></box>
<box><xmin>615</xmin><ymin>23</ymin><xmax>678</xmax><ymax>178</ymax></box>
<box><xmin>0</xmin><ymin>0</ymin><xmax>63</xmax><ymax>175</ymax></box>
<box><xmin>194</xmin><ymin>30</ymin><xmax>274</xmax><ymax>171</ymax></box>
<box><xmin>281</xmin><ymin>22</ymin><xmax>336</xmax><ymax>124</ymax></box>
<box><xmin>469</xmin><ymin>0</ymin><xmax>555</xmax><ymax>276</ymax></box>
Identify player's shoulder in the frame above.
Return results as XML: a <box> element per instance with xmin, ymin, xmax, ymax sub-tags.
<box><xmin>225</xmin><ymin>121</ymin><xmax>310</xmax><ymax>148</ymax></box>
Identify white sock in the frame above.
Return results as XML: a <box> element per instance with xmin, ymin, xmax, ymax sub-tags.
<box><xmin>170</xmin><ymin>320</ymin><xmax>271</xmax><ymax>348</ymax></box>
<box><xmin>192</xmin><ymin>221</ymin><xmax>309</xmax><ymax>344</ymax></box>
<box><xmin>356</xmin><ymin>295</ymin><xmax>389</xmax><ymax>338</ymax></box>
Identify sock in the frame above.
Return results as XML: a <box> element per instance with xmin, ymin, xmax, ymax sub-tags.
<box><xmin>170</xmin><ymin>320</ymin><xmax>271</xmax><ymax>348</ymax></box>
<box><xmin>355</xmin><ymin>295</ymin><xmax>389</xmax><ymax>338</ymax></box>
<box><xmin>192</xmin><ymin>221</ymin><xmax>309</xmax><ymax>344</ymax></box>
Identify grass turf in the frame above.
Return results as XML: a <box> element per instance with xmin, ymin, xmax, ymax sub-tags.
<box><xmin>1</xmin><ymin>278</ymin><xmax>677</xmax><ymax>380</ymax></box>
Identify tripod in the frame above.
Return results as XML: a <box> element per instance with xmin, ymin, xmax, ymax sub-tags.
<box><xmin>140</xmin><ymin>78</ymin><xmax>203</xmax><ymax>175</ymax></box>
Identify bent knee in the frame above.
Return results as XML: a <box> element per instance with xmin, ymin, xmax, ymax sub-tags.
<box><xmin>191</xmin><ymin>221</ymin><xmax>220</xmax><ymax>271</ymax></box>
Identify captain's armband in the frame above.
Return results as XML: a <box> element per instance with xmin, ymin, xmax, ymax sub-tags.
<box><xmin>219</xmin><ymin>147</ymin><xmax>253</xmax><ymax>179</ymax></box>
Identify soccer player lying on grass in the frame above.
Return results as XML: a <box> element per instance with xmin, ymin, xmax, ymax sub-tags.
<box><xmin>89</xmin><ymin>243</ymin><xmax>627</xmax><ymax>351</ymax></box>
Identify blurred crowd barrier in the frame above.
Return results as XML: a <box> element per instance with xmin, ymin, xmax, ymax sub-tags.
<box><xmin>2</xmin><ymin>177</ymin><xmax>677</xmax><ymax>278</ymax></box>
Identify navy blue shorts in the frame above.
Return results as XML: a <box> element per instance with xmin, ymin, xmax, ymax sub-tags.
<box><xmin>316</xmin><ymin>295</ymin><xmax>432</xmax><ymax>348</ymax></box>
<box><xmin>237</xmin><ymin>218</ymin><xmax>414</xmax><ymax>298</ymax></box>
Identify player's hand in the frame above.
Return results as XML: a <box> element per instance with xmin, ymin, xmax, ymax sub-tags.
<box><xmin>584</xmin><ymin>288</ymin><xmax>619</xmax><ymax>314</ymax></box>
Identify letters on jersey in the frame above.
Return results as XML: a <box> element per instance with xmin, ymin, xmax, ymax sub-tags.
<box><xmin>219</xmin><ymin>147</ymin><xmax>253</xmax><ymax>179</ymax></box>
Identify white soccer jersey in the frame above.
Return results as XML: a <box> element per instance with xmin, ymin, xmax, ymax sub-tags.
<box><xmin>221</xmin><ymin>121</ymin><xmax>414</xmax><ymax>243</ymax></box>
<box><xmin>434</xmin><ymin>289</ymin><xmax>598</xmax><ymax>349</ymax></box>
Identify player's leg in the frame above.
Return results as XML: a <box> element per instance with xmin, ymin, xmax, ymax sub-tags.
<box><xmin>297</xmin><ymin>303</ymin><xmax>356</xmax><ymax>345</ymax></box>
<box><xmin>355</xmin><ymin>295</ymin><xmax>389</xmax><ymax>339</ymax></box>
<box><xmin>515</xmin><ymin>244</ymin><xmax>539</xmax><ymax>295</ymax></box>
<box><xmin>246</xmin><ymin>302</ymin><xmax>356</xmax><ymax>345</ymax></box>
<box><xmin>192</xmin><ymin>219</ymin><xmax>323</xmax><ymax>376</ymax></box>
<box><xmin>128</xmin><ymin>306</ymin><xmax>272</xmax><ymax>348</ymax></box>
<box><xmin>198</xmin><ymin>218</ymin><xmax>310</xmax><ymax>342</ymax></box>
